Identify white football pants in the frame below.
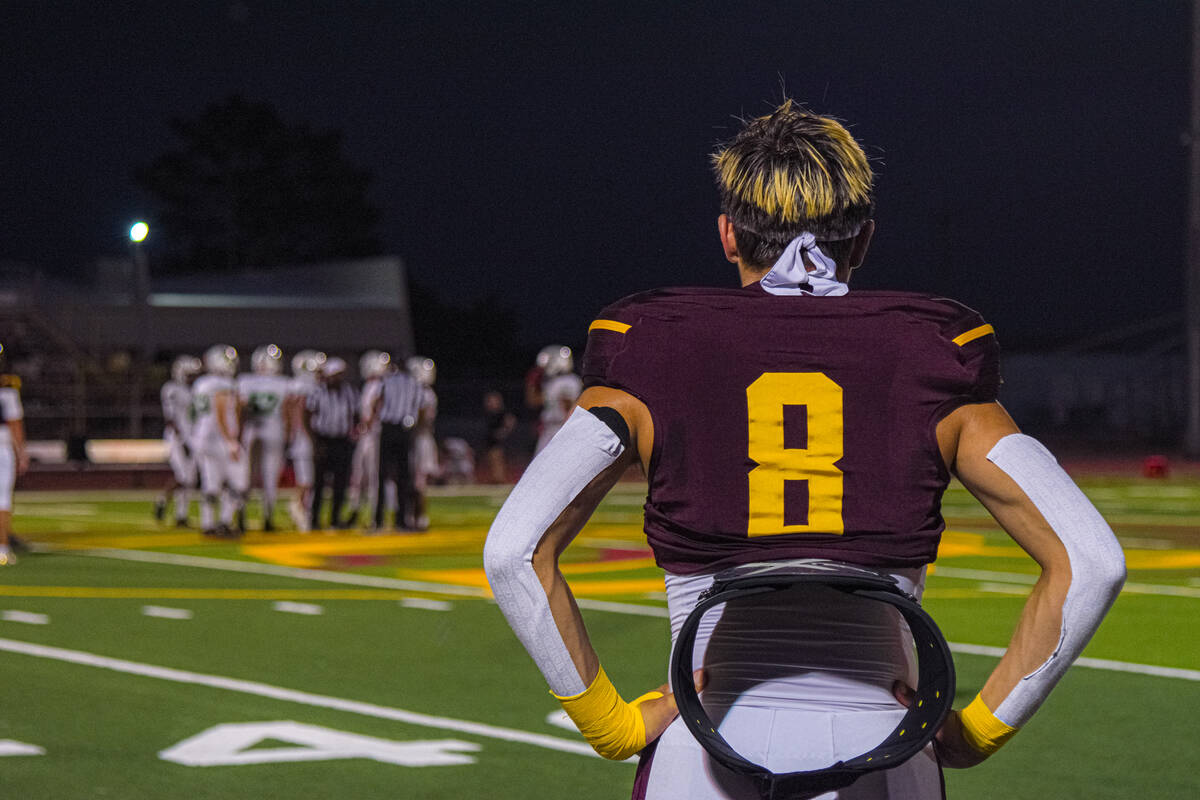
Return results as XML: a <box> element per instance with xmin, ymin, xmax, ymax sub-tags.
<box><xmin>0</xmin><ymin>445</ymin><xmax>13</xmax><ymax>512</ymax></box>
<box><xmin>243</xmin><ymin>430</ymin><xmax>285</xmax><ymax>515</ymax></box>
<box><xmin>638</xmin><ymin>569</ymin><xmax>943</xmax><ymax>800</ymax></box>
<box><xmin>348</xmin><ymin>432</ymin><xmax>379</xmax><ymax>513</ymax></box>
<box><xmin>197</xmin><ymin>446</ymin><xmax>249</xmax><ymax>529</ymax></box>
<box><xmin>411</xmin><ymin>430</ymin><xmax>439</xmax><ymax>490</ymax></box>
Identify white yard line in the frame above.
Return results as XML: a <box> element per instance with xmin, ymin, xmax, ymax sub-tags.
<box><xmin>142</xmin><ymin>606</ymin><xmax>194</xmax><ymax>620</ymax></box>
<box><xmin>273</xmin><ymin>601</ymin><xmax>324</xmax><ymax>615</ymax></box>
<box><xmin>947</xmin><ymin>643</ymin><xmax>1200</xmax><ymax>682</ymax></box>
<box><xmin>933</xmin><ymin>566</ymin><xmax>1200</xmax><ymax>599</ymax></box>
<box><xmin>0</xmin><ymin>638</ymin><xmax>601</xmax><ymax>759</ymax></box>
<box><xmin>51</xmin><ymin>547</ymin><xmax>488</xmax><ymax>599</ymax></box>
<box><xmin>50</xmin><ymin>547</ymin><xmax>1200</xmax><ymax>682</ymax></box>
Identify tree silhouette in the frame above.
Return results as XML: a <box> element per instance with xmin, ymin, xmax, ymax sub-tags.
<box><xmin>136</xmin><ymin>96</ymin><xmax>381</xmax><ymax>273</ymax></box>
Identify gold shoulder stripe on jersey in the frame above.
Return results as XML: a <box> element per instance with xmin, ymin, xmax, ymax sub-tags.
<box><xmin>952</xmin><ymin>324</ymin><xmax>995</xmax><ymax>347</ymax></box>
<box><xmin>589</xmin><ymin>319</ymin><xmax>632</xmax><ymax>335</ymax></box>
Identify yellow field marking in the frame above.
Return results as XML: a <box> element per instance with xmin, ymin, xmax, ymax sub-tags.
<box><xmin>0</xmin><ymin>586</ymin><xmax>420</xmax><ymax>601</ymax></box>
<box><xmin>936</xmin><ymin>530</ymin><xmax>1024</xmax><ymax>559</ymax></box>
<box><xmin>559</xmin><ymin>557</ymin><xmax>659</xmax><ymax>575</ymax></box>
<box><xmin>49</xmin><ymin>533</ymin><xmax>210</xmax><ymax>550</ymax></box>
<box><xmin>242</xmin><ymin>529</ymin><xmax>489</xmax><ymax>568</ymax></box>
<box><xmin>1123</xmin><ymin>551</ymin><xmax>1200</xmax><ymax>570</ymax></box>
<box><xmin>400</xmin><ymin>568</ymin><xmax>490</xmax><ymax>589</ymax></box>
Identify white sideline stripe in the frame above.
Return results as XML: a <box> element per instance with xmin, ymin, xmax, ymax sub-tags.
<box><xmin>400</xmin><ymin>598</ymin><xmax>453</xmax><ymax>612</ymax></box>
<box><xmin>62</xmin><ymin>548</ymin><xmax>487</xmax><ymax>598</ymax></box>
<box><xmin>576</xmin><ymin>598</ymin><xmax>667</xmax><ymax>617</ymax></box>
<box><xmin>273</xmin><ymin>601</ymin><xmax>323</xmax><ymax>615</ymax></box>
<box><xmin>934</xmin><ymin>566</ymin><xmax>1200</xmax><ymax>599</ymax></box>
<box><xmin>2</xmin><ymin>610</ymin><xmax>49</xmax><ymax>625</ymax></box>
<box><xmin>0</xmin><ymin>638</ymin><xmax>601</xmax><ymax>759</ymax></box>
<box><xmin>948</xmin><ymin>642</ymin><xmax>1200</xmax><ymax>682</ymax></box>
<box><xmin>59</xmin><ymin>548</ymin><xmax>1200</xmax><ymax>682</ymax></box>
<box><xmin>142</xmin><ymin>605</ymin><xmax>194</xmax><ymax>620</ymax></box>
<box><xmin>0</xmin><ymin>740</ymin><xmax>45</xmax><ymax>757</ymax></box>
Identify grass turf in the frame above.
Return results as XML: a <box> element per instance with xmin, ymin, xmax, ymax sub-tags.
<box><xmin>0</xmin><ymin>477</ymin><xmax>1197</xmax><ymax>798</ymax></box>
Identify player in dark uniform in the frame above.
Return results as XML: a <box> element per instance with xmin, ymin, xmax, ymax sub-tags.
<box><xmin>485</xmin><ymin>101</ymin><xmax>1125</xmax><ymax>799</ymax></box>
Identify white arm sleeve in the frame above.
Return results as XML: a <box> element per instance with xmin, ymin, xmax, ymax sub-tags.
<box><xmin>985</xmin><ymin>434</ymin><xmax>1126</xmax><ymax>727</ymax></box>
<box><xmin>483</xmin><ymin>409</ymin><xmax>625</xmax><ymax>696</ymax></box>
<box><xmin>0</xmin><ymin>388</ymin><xmax>22</xmax><ymax>422</ymax></box>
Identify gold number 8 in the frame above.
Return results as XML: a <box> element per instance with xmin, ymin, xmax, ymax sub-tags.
<box><xmin>746</xmin><ymin>372</ymin><xmax>845</xmax><ymax>536</ymax></box>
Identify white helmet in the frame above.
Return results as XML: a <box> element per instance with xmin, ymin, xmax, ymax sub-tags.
<box><xmin>359</xmin><ymin>349</ymin><xmax>391</xmax><ymax>380</ymax></box>
<box><xmin>203</xmin><ymin>344</ymin><xmax>238</xmax><ymax>377</ymax></box>
<box><xmin>171</xmin><ymin>354</ymin><xmax>202</xmax><ymax>384</ymax></box>
<box><xmin>407</xmin><ymin>355</ymin><xmax>436</xmax><ymax>386</ymax></box>
<box><xmin>537</xmin><ymin>344</ymin><xmax>573</xmax><ymax>377</ymax></box>
<box><xmin>291</xmin><ymin>349</ymin><xmax>326</xmax><ymax>376</ymax></box>
<box><xmin>251</xmin><ymin>344</ymin><xmax>284</xmax><ymax>375</ymax></box>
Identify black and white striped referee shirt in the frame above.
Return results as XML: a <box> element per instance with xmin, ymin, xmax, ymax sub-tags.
<box><xmin>378</xmin><ymin>371</ymin><xmax>423</xmax><ymax>429</ymax></box>
<box><xmin>307</xmin><ymin>382</ymin><xmax>358</xmax><ymax>437</ymax></box>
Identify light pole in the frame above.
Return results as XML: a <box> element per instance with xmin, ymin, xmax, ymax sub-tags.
<box><xmin>129</xmin><ymin>221</ymin><xmax>152</xmax><ymax>438</ymax></box>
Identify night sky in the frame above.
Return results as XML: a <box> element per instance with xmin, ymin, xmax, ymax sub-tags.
<box><xmin>1</xmin><ymin>1</ymin><xmax>1190</xmax><ymax>350</ymax></box>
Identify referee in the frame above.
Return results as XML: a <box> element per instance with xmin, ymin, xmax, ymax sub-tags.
<box><xmin>370</xmin><ymin>363</ymin><xmax>422</xmax><ymax>531</ymax></box>
<box><xmin>306</xmin><ymin>358</ymin><xmax>358</xmax><ymax>530</ymax></box>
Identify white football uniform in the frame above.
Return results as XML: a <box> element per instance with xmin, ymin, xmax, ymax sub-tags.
<box><xmin>637</xmin><ymin>568</ymin><xmax>942</xmax><ymax>800</ymax></box>
<box><xmin>348</xmin><ymin>377</ymin><xmax>383</xmax><ymax>517</ymax></box>
<box><xmin>238</xmin><ymin>373</ymin><xmax>290</xmax><ymax>516</ymax></box>
<box><xmin>190</xmin><ymin>373</ymin><xmax>247</xmax><ymax>529</ymax></box>
<box><xmin>0</xmin><ymin>383</ymin><xmax>23</xmax><ymax>512</ymax></box>
<box><xmin>161</xmin><ymin>379</ymin><xmax>197</xmax><ymax>487</ymax></box>
<box><xmin>289</xmin><ymin>373</ymin><xmax>319</xmax><ymax>487</ymax></box>
<box><xmin>536</xmin><ymin>373</ymin><xmax>583</xmax><ymax>453</ymax></box>
<box><xmin>411</xmin><ymin>386</ymin><xmax>439</xmax><ymax>489</ymax></box>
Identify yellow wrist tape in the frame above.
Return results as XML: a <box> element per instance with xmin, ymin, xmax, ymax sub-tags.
<box><xmin>959</xmin><ymin>694</ymin><xmax>1019</xmax><ymax>756</ymax></box>
<box><xmin>552</xmin><ymin>666</ymin><xmax>656</xmax><ymax>761</ymax></box>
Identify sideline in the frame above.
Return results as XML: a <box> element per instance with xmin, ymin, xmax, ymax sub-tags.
<box><xmin>0</xmin><ymin>638</ymin><xmax>603</xmax><ymax>759</ymax></box>
<box><xmin>47</xmin><ymin>546</ymin><xmax>1200</xmax><ymax>683</ymax></box>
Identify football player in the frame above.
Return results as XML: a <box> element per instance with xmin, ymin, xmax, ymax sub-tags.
<box><xmin>533</xmin><ymin>345</ymin><xmax>582</xmax><ymax>453</ymax></box>
<box><xmin>484</xmin><ymin>101</ymin><xmax>1126</xmax><ymax>799</ymax></box>
<box><xmin>347</xmin><ymin>350</ymin><xmax>390</xmax><ymax>526</ymax></box>
<box><xmin>191</xmin><ymin>344</ymin><xmax>248</xmax><ymax>538</ymax></box>
<box><xmin>407</xmin><ymin>355</ymin><xmax>438</xmax><ymax>530</ymax></box>
<box><xmin>287</xmin><ymin>349</ymin><xmax>325</xmax><ymax>532</ymax></box>
<box><xmin>0</xmin><ymin>344</ymin><xmax>28</xmax><ymax>566</ymax></box>
<box><xmin>238</xmin><ymin>344</ymin><xmax>291</xmax><ymax>532</ymax></box>
<box><xmin>154</xmin><ymin>354</ymin><xmax>202</xmax><ymax>527</ymax></box>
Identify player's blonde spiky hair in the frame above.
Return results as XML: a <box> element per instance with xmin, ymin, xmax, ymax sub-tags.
<box><xmin>712</xmin><ymin>100</ymin><xmax>874</xmax><ymax>268</ymax></box>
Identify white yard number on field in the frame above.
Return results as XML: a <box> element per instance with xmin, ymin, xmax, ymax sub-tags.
<box><xmin>159</xmin><ymin>721</ymin><xmax>481</xmax><ymax>767</ymax></box>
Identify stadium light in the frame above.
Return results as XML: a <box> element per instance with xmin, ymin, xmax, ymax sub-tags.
<box><xmin>129</xmin><ymin>221</ymin><xmax>150</xmax><ymax>243</ymax></box>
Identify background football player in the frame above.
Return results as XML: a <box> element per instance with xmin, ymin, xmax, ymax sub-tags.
<box><xmin>407</xmin><ymin>355</ymin><xmax>438</xmax><ymax>531</ymax></box>
<box><xmin>532</xmin><ymin>344</ymin><xmax>582</xmax><ymax>453</ymax></box>
<box><xmin>0</xmin><ymin>344</ymin><xmax>28</xmax><ymax>566</ymax></box>
<box><xmin>238</xmin><ymin>344</ymin><xmax>291</xmax><ymax>532</ymax></box>
<box><xmin>485</xmin><ymin>101</ymin><xmax>1126</xmax><ymax>799</ymax></box>
<box><xmin>191</xmin><ymin>344</ymin><xmax>247</xmax><ymax>538</ymax></box>
<box><xmin>286</xmin><ymin>349</ymin><xmax>325</xmax><ymax>531</ymax></box>
<box><xmin>154</xmin><ymin>354</ymin><xmax>201</xmax><ymax>527</ymax></box>
<box><xmin>346</xmin><ymin>350</ymin><xmax>385</xmax><ymax>526</ymax></box>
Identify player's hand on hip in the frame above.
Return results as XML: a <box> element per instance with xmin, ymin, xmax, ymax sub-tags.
<box><xmin>892</xmin><ymin>680</ymin><xmax>987</xmax><ymax>769</ymax></box>
<box><xmin>637</xmin><ymin>669</ymin><xmax>706</xmax><ymax>745</ymax></box>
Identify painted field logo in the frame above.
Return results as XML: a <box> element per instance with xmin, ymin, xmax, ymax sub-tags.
<box><xmin>159</xmin><ymin>721</ymin><xmax>481</xmax><ymax>767</ymax></box>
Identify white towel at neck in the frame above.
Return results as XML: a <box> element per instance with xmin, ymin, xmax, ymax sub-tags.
<box><xmin>759</xmin><ymin>232</ymin><xmax>849</xmax><ymax>297</ymax></box>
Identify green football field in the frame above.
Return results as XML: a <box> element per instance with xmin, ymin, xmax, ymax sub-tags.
<box><xmin>0</xmin><ymin>477</ymin><xmax>1197</xmax><ymax>799</ymax></box>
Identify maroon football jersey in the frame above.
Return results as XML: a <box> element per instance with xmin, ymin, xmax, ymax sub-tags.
<box><xmin>582</xmin><ymin>285</ymin><xmax>1000</xmax><ymax>574</ymax></box>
